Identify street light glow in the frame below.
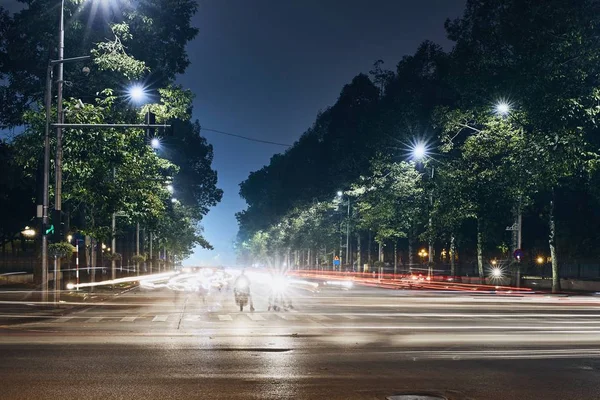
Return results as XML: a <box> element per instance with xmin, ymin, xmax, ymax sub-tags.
<box><xmin>21</xmin><ymin>226</ymin><xmax>36</xmax><ymax>237</ymax></box>
<box><xmin>128</xmin><ymin>84</ymin><xmax>147</xmax><ymax>103</ymax></box>
<box><xmin>336</xmin><ymin>190</ymin><xmax>343</xmax><ymax>197</ymax></box>
<box><xmin>151</xmin><ymin>138</ymin><xmax>160</xmax><ymax>149</ymax></box>
<box><xmin>167</xmin><ymin>184</ymin><xmax>174</xmax><ymax>193</ymax></box>
<box><xmin>491</xmin><ymin>267</ymin><xmax>503</xmax><ymax>278</ymax></box>
<box><xmin>536</xmin><ymin>256</ymin><xmax>545</xmax><ymax>265</ymax></box>
<box><xmin>413</xmin><ymin>143</ymin><xmax>427</xmax><ymax>160</ymax></box>
<box><xmin>495</xmin><ymin>101</ymin><xmax>510</xmax><ymax>116</ymax></box>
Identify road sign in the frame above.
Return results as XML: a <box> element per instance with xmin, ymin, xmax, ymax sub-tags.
<box><xmin>333</xmin><ymin>256</ymin><xmax>340</xmax><ymax>266</ymax></box>
<box><xmin>513</xmin><ymin>248</ymin><xmax>524</xmax><ymax>261</ymax></box>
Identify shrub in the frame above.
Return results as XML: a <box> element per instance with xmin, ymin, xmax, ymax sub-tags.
<box><xmin>48</xmin><ymin>242</ymin><xmax>75</xmax><ymax>259</ymax></box>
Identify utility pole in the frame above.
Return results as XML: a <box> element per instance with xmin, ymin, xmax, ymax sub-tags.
<box><xmin>41</xmin><ymin>63</ymin><xmax>53</xmax><ymax>303</ymax></box>
<box><xmin>345</xmin><ymin>198</ymin><xmax>350</xmax><ymax>270</ymax></box>
<box><xmin>54</xmin><ymin>0</ymin><xmax>66</xmax><ymax>294</ymax></box>
<box><xmin>136</xmin><ymin>222</ymin><xmax>140</xmax><ymax>275</ymax></box>
<box><xmin>149</xmin><ymin>232</ymin><xmax>153</xmax><ymax>274</ymax></box>
<box><xmin>428</xmin><ymin>166</ymin><xmax>434</xmax><ymax>264</ymax></box>
<box><xmin>111</xmin><ymin>167</ymin><xmax>116</xmax><ymax>281</ymax></box>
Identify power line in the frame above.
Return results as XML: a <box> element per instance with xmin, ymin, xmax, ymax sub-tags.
<box><xmin>200</xmin><ymin>127</ymin><xmax>292</xmax><ymax>147</ymax></box>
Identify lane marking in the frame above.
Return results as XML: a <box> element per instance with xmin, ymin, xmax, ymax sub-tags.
<box><xmin>184</xmin><ymin>316</ymin><xmax>201</xmax><ymax>322</ymax></box>
<box><xmin>218</xmin><ymin>315</ymin><xmax>233</xmax><ymax>321</ymax></box>
<box><xmin>247</xmin><ymin>314</ymin><xmax>265</xmax><ymax>321</ymax></box>
<box><xmin>278</xmin><ymin>314</ymin><xmax>297</xmax><ymax>321</ymax></box>
<box><xmin>51</xmin><ymin>317</ymin><xmax>74</xmax><ymax>323</ymax></box>
<box><xmin>311</xmin><ymin>315</ymin><xmax>331</xmax><ymax>321</ymax></box>
<box><xmin>120</xmin><ymin>316</ymin><xmax>136</xmax><ymax>322</ymax></box>
<box><xmin>152</xmin><ymin>315</ymin><xmax>169</xmax><ymax>322</ymax></box>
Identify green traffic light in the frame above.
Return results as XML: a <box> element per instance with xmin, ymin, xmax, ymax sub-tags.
<box><xmin>45</xmin><ymin>224</ymin><xmax>54</xmax><ymax>235</ymax></box>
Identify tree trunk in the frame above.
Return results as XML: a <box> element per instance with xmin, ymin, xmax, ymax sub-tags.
<box><xmin>356</xmin><ymin>233</ymin><xmax>361</xmax><ymax>272</ymax></box>
<box><xmin>307</xmin><ymin>248</ymin><xmax>311</xmax><ymax>269</ymax></box>
<box><xmin>549</xmin><ymin>191</ymin><xmax>560</xmax><ymax>293</ymax></box>
<box><xmin>408</xmin><ymin>228</ymin><xmax>414</xmax><ymax>271</ymax></box>
<box><xmin>368</xmin><ymin>230</ymin><xmax>372</xmax><ymax>265</ymax></box>
<box><xmin>378</xmin><ymin>241</ymin><xmax>383</xmax><ymax>262</ymax></box>
<box><xmin>450</xmin><ymin>234</ymin><xmax>456</xmax><ymax>277</ymax></box>
<box><xmin>90</xmin><ymin>239</ymin><xmax>96</xmax><ymax>293</ymax></box>
<box><xmin>394</xmin><ymin>241</ymin><xmax>397</xmax><ymax>277</ymax></box>
<box><xmin>477</xmin><ymin>217</ymin><xmax>484</xmax><ymax>282</ymax></box>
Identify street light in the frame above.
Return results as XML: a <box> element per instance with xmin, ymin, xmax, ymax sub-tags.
<box><xmin>150</xmin><ymin>137</ymin><xmax>161</xmax><ymax>149</ymax></box>
<box><xmin>411</xmin><ymin>142</ymin><xmax>434</xmax><ymax>265</ymax></box>
<box><xmin>128</xmin><ymin>84</ymin><xmax>148</xmax><ymax>104</ymax></box>
<box><xmin>412</xmin><ymin>143</ymin><xmax>427</xmax><ymax>161</ymax></box>
<box><xmin>495</xmin><ymin>101</ymin><xmax>511</xmax><ymax>116</ymax></box>
<box><xmin>21</xmin><ymin>226</ymin><xmax>36</xmax><ymax>238</ymax></box>
<box><xmin>536</xmin><ymin>256</ymin><xmax>545</xmax><ymax>265</ymax></box>
<box><xmin>334</xmin><ymin>191</ymin><xmax>351</xmax><ymax>270</ymax></box>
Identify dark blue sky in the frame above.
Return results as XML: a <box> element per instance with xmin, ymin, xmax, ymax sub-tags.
<box><xmin>179</xmin><ymin>0</ymin><xmax>466</xmax><ymax>266</ymax></box>
<box><xmin>1</xmin><ymin>0</ymin><xmax>466</xmax><ymax>265</ymax></box>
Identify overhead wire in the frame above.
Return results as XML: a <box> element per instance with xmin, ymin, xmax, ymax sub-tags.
<box><xmin>200</xmin><ymin>127</ymin><xmax>292</xmax><ymax>147</ymax></box>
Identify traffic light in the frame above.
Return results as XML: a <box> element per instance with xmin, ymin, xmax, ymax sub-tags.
<box><xmin>51</xmin><ymin>210</ymin><xmax>67</xmax><ymax>243</ymax></box>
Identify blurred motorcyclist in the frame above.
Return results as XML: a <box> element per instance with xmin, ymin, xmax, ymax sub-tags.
<box><xmin>234</xmin><ymin>270</ymin><xmax>255</xmax><ymax>311</ymax></box>
<box><xmin>267</xmin><ymin>272</ymin><xmax>293</xmax><ymax>311</ymax></box>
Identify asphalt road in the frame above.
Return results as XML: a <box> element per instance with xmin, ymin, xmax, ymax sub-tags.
<box><xmin>2</xmin><ymin>275</ymin><xmax>600</xmax><ymax>399</ymax></box>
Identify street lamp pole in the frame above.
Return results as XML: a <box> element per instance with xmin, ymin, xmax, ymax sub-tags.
<box><xmin>345</xmin><ymin>197</ymin><xmax>350</xmax><ymax>270</ymax></box>
<box><xmin>41</xmin><ymin>63</ymin><xmax>53</xmax><ymax>303</ymax></box>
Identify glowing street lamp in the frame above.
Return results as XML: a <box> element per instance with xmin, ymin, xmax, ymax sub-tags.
<box><xmin>21</xmin><ymin>226</ymin><xmax>36</xmax><ymax>238</ymax></box>
<box><xmin>412</xmin><ymin>143</ymin><xmax>427</xmax><ymax>161</ymax></box>
<box><xmin>536</xmin><ymin>256</ymin><xmax>545</xmax><ymax>265</ymax></box>
<box><xmin>491</xmin><ymin>267</ymin><xmax>503</xmax><ymax>278</ymax></box>
<box><xmin>128</xmin><ymin>84</ymin><xmax>147</xmax><ymax>103</ymax></box>
<box><xmin>336</xmin><ymin>190</ymin><xmax>343</xmax><ymax>198</ymax></box>
<box><xmin>495</xmin><ymin>101</ymin><xmax>510</xmax><ymax>116</ymax></box>
<box><xmin>150</xmin><ymin>138</ymin><xmax>160</xmax><ymax>149</ymax></box>
<box><xmin>418</xmin><ymin>248</ymin><xmax>428</xmax><ymax>261</ymax></box>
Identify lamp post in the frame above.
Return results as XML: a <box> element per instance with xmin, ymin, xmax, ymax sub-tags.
<box><xmin>412</xmin><ymin>143</ymin><xmax>434</xmax><ymax>265</ymax></box>
<box><xmin>336</xmin><ymin>191</ymin><xmax>351</xmax><ymax>270</ymax></box>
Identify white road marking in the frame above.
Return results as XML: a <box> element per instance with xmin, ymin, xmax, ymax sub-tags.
<box><xmin>51</xmin><ymin>317</ymin><xmax>74</xmax><ymax>323</ymax></box>
<box><xmin>311</xmin><ymin>315</ymin><xmax>331</xmax><ymax>321</ymax></box>
<box><xmin>218</xmin><ymin>315</ymin><xmax>233</xmax><ymax>321</ymax></box>
<box><xmin>184</xmin><ymin>316</ymin><xmax>201</xmax><ymax>322</ymax></box>
<box><xmin>277</xmin><ymin>314</ymin><xmax>297</xmax><ymax>321</ymax></box>
<box><xmin>120</xmin><ymin>316</ymin><xmax>136</xmax><ymax>322</ymax></box>
<box><xmin>152</xmin><ymin>315</ymin><xmax>169</xmax><ymax>322</ymax></box>
<box><xmin>343</xmin><ymin>315</ymin><xmax>359</xmax><ymax>320</ymax></box>
<box><xmin>247</xmin><ymin>314</ymin><xmax>265</xmax><ymax>321</ymax></box>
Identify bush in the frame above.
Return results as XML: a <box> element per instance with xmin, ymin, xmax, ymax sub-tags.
<box><xmin>131</xmin><ymin>254</ymin><xmax>146</xmax><ymax>263</ymax></box>
<box><xmin>48</xmin><ymin>242</ymin><xmax>75</xmax><ymax>259</ymax></box>
<box><xmin>109</xmin><ymin>252</ymin><xmax>122</xmax><ymax>261</ymax></box>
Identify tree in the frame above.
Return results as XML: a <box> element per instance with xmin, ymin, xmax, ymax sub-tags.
<box><xmin>0</xmin><ymin>0</ymin><xmax>199</xmax><ymax>127</ymax></box>
<box><xmin>446</xmin><ymin>0</ymin><xmax>600</xmax><ymax>291</ymax></box>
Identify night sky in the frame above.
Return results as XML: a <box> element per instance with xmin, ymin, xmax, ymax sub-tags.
<box><xmin>180</xmin><ymin>0</ymin><xmax>465</xmax><ymax>266</ymax></box>
<box><xmin>1</xmin><ymin>0</ymin><xmax>466</xmax><ymax>265</ymax></box>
